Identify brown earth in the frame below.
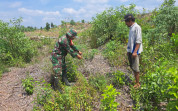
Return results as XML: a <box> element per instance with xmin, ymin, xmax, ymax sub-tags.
<box><xmin>0</xmin><ymin>46</ymin><xmax>52</xmax><ymax>111</ymax></box>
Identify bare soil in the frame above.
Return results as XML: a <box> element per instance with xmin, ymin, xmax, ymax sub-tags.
<box><xmin>0</xmin><ymin>49</ymin><xmax>51</xmax><ymax>111</ymax></box>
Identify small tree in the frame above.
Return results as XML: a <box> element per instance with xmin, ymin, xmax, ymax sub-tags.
<box><xmin>147</xmin><ymin>0</ymin><xmax>178</xmax><ymax>44</ymax></box>
<box><xmin>61</xmin><ymin>20</ymin><xmax>66</xmax><ymax>27</ymax></box>
<box><xmin>45</xmin><ymin>22</ymin><xmax>50</xmax><ymax>31</ymax></box>
<box><xmin>81</xmin><ymin>19</ymin><xmax>85</xmax><ymax>23</ymax></box>
<box><xmin>51</xmin><ymin>22</ymin><xmax>54</xmax><ymax>28</ymax></box>
<box><xmin>101</xmin><ymin>84</ymin><xmax>120</xmax><ymax>111</ymax></box>
<box><xmin>70</xmin><ymin>19</ymin><xmax>75</xmax><ymax>25</ymax></box>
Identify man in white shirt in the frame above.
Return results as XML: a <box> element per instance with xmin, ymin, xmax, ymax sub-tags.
<box><xmin>124</xmin><ymin>14</ymin><xmax>143</xmax><ymax>88</ymax></box>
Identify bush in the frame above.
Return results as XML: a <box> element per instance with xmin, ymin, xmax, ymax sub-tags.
<box><xmin>34</xmin><ymin>73</ymin><xmax>99</xmax><ymax>111</ymax></box>
<box><xmin>101</xmin><ymin>84</ymin><xmax>120</xmax><ymax>111</ymax></box>
<box><xmin>45</xmin><ymin>22</ymin><xmax>50</xmax><ymax>31</ymax></box>
<box><xmin>146</xmin><ymin>0</ymin><xmax>178</xmax><ymax>45</ymax></box>
<box><xmin>22</xmin><ymin>75</ymin><xmax>34</xmax><ymax>95</ymax></box>
<box><xmin>109</xmin><ymin>71</ymin><xmax>126</xmax><ymax>88</ymax></box>
<box><xmin>102</xmin><ymin>40</ymin><xmax>127</xmax><ymax>66</ymax></box>
<box><xmin>0</xmin><ymin>19</ymin><xmax>37</xmax><ymax>67</ymax></box>
<box><xmin>167</xmin><ymin>67</ymin><xmax>178</xmax><ymax>110</ymax></box>
<box><xmin>41</xmin><ymin>38</ymin><xmax>52</xmax><ymax>45</ymax></box>
<box><xmin>81</xmin><ymin>19</ymin><xmax>85</xmax><ymax>23</ymax></box>
<box><xmin>89</xmin><ymin>7</ymin><xmax>118</xmax><ymax>48</ymax></box>
<box><xmin>65</xmin><ymin>55</ymin><xmax>78</xmax><ymax>82</ymax></box>
<box><xmin>58</xmin><ymin>26</ymin><xmax>67</xmax><ymax>38</ymax></box>
<box><xmin>88</xmin><ymin>74</ymin><xmax>107</xmax><ymax>92</ymax></box>
<box><xmin>171</xmin><ymin>33</ymin><xmax>178</xmax><ymax>53</ymax></box>
<box><xmin>131</xmin><ymin>60</ymin><xmax>178</xmax><ymax>110</ymax></box>
<box><xmin>89</xmin><ymin>4</ymin><xmax>139</xmax><ymax>48</ymax></box>
<box><xmin>115</xmin><ymin>21</ymin><xmax>129</xmax><ymax>43</ymax></box>
<box><xmin>83</xmin><ymin>49</ymin><xmax>99</xmax><ymax>60</ymax></box>
<box><xmin>70</xmin><ymin>20</ymin><xmax>75</xmax><ymax>25</ymax></box>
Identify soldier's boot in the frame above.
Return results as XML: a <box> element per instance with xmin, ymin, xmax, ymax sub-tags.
<box><xmin>54</xmin><ymin>77</ymin><xmax>62</xmax><ymax>93</ymax></box>
<box><xmin>62</xmin><ymin>70</ymin><xmax>71</xmax><ymax>86</ymax></box>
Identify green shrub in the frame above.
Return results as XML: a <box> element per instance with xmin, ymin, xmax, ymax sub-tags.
<box><xmin>0</xmin><ymin>19</ymin><xmax>37</xmax><ymax>66</ymax></box>
<box><xmin>140</xmin><ymin>38</ymin><xmax>177</xmax><ymax>74</ymax></box>
<box><xmin>83</xmin><ymin>49</ymin><xmax>99</xmax><ymax>60</ymax></box>
<box><xmin>41</xmin><ymin>37</ymin><xmax>52</xmax><ymax>45</ymax></box>
<box><xmin>101</xmin><ymin>84</ymin><xmax>120</xmax><ymax>111</ymax></box>
<box><xmin>45</xmin><ymin>22</ymin><xmax>50</xmax><ymax>31</ymax></box>
<box><xmin>36</xmin><ymin>74</ymin><xmax>98</xmax><ymax>111</ymax></box>
<box><xmin>33</xmin><ymin>81</ymin><xmax>55</xmax><ymax>111</ymax></box>
<box><xmin>102</xmin><ymin>40</ymin><xmax>127</xmax><ymax>66</ymax></box>
<box><xmin>65</xmin><ymin>55</ymin><xmax>78</xmax><ymax>82</ymax></box>
<box><xmin>70</xmin><ymin>20</ymin><xmax>76</xmax><ymax>25</ymax></box>
<box><xmin>0</xmin><ymin>63</ymin><xmax>9</xmax><ymax>76</ymax></box>
<box><xmin>81</xmin><ymin>19</ymin><xmax>85</xmax><ymax>23</ymax></box>
<box><xmin>109</xmin><ymin>71</ymin><xmax>126</xmax><ymax>88</ymax></box>
<box><xmin>132</xmin><ymin>60</ymin><xmax>178</xmax><ymax>110</ymax></box>
<box><xmin>171</xmin><ymin>33</ymin><xmax>178</xmax><ymax>53</ymax></box>
<box><xmin>115</xmin><ymin>21</ymin><xmax>129</xmax><ymax>43</ymax></box>
<box><xmin>146</xmin><ymin>0</ymin><xmax>178</xmax><ymax>45</ymax></box>
<box><xmin>58</xmin><ymin>26</ymin><xmax>67</xmax><ymax>38</ymax></box>
<box><xmin>88</xmin><ymin>74</ymin><xmax>107</xmax><ymax>92</ymax></box>
<box><xmin>90</xmin><ymin>7</ymin><xmax>118</xmax><ymax>47</ymax></box>
<box><xmin>166</xmin><ymin>67</ymin><xmax>178</xmax><ymax>110</ymax></box>
<box><xmin>22</xmin><ymin>75</ymin><xmax>34</xmax><ymax>95</ymax></box>
<box><xmin>89</xmin><ymin>4</ymin><xmax>139</xmax><ymax>48</ymax></box>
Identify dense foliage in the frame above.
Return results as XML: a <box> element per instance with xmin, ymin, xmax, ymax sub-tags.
<box><xmin>88</xmin><ymin>0</ymin><xmax>177</xmax><ymax>110</ymax></box>
<box><xmin>22</xmin><ymin>75</ymin><xmax>34</xmax><ymax>95</ymax></box>
<box><xmin>45</xmin><ymin>22</ymin><xmax>50</xmax><ymax>31</ymax></box>
<box><xmin>0</xmin><ymin>19</ymin><xmax>37</xmax><ymax>72</ymax></box>
<box><xmin>70</xmin><ymin>19</ymin><xmax>76</xmax><ymax>25</ymax></box>
<box><xmin>89</xmin><ymin>4</ymin><xmax>139</xmax><ymax>48</ymax></box>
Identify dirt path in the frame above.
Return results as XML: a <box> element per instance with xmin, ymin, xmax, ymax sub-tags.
<box><xmin>0</xmin><ymin>53</ymin><xmax>51</xmax><ymax>111</ymax></box>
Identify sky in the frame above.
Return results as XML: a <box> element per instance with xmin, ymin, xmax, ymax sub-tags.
<box><xmin>0</xmin><ymin>0</ymin><xmax>178</xmax><ymax>28</ymax></box>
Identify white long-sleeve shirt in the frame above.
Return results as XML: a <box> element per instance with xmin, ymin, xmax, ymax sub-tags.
<box><xmin>127</xmin><ymin>23</ymin><xmax>143</xmax><ymax>54</ymax></box>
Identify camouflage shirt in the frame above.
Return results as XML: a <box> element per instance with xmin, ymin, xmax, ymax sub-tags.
<box><xmin>52</xmin><ymin>35</ymin><xmax>79</xmax><ymax>58</ymax></box>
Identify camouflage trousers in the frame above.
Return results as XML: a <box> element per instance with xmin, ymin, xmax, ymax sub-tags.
<box><xmin>50</xmin><ymin>53</ymin><xmax>66</xmax><ymax>78</ymax></box>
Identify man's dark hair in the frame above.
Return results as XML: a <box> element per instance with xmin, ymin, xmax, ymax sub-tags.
<box><xmin>124</xmin><ymin>14</ymin><xmax>135</xmax><ymax>22</ymax></box>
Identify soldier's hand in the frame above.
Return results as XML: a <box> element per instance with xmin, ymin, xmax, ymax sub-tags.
<box><xmin>78</xmin><ymin>51</ymin><xmax>82</xmax><ymax>55</ymax></box>
<box><xmin>77</xmin><ymin>54</ymin><xmax>82</xmax><ymax>59</ymax></box>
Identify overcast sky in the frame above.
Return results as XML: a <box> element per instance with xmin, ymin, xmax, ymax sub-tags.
<box><xmin>0</xmin><ymin>0</ymin><xmax>177</xmax><ymax>28</ymax></box>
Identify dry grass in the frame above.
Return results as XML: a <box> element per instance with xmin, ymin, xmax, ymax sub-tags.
<box><xmin>24</xmin><ymin>23</ymin><xmax>91</xmax><ymax>38</ymax></box>
<box><xmin>24</xmin><ymin>28</ymin><xmax>60</xmax><ymax>38</ymax></box>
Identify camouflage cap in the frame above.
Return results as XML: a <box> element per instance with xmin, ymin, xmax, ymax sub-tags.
<box><xmin>67</xmin><ymin>29</ymin><xmax>78</xmax><ymax>38</ymax></box>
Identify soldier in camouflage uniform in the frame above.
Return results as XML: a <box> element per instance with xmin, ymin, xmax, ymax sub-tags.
<box><xmin>51</xmin><ymin>29</ymin><xmax>82</xmax><ymax>91</ymax></box>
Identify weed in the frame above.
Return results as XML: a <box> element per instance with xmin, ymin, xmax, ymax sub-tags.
<box><xmin>88</xmin><ymin>74</ymin><xmax>107</xmax><ymax>92</ymax></box>
<box><xmin>41</xmin><ymin>37</ymin><xmax>52</xmax><ymax>45</ymax></box>
<box><xmin>109</xmin><ymin>71</ymin><xmax>126</xmax><ymax>88</ymax></box>
<box><xmin>102</xmin><ymin>40</ymin><xmax>127</xmax><ymax>67</ymax></box>
<box><xmin>22</xmin><ymin>75</ymin><xmax>34</xmax><ymax>95</ymax></box>
<box><xmin>83</xmin><ymin>49</ymin><xmax>99</xmax><ymax>60</ymax></box>
<box><xmin>101</xmin><ymin>84</ymin><xmax>120</xmax><ymax>111</ymax></box>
